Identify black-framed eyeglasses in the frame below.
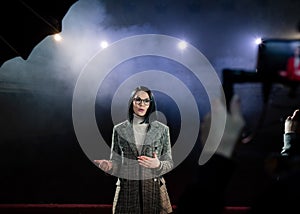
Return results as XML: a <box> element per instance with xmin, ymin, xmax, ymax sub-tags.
<box><xmin>133</xmin><ymin>97</ymin><xmax>152</xmax><ymax>106</ymax></box>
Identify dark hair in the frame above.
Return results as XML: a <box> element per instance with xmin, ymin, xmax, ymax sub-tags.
<box><xmin>128</xmin><ymin>86</ymin><xmax>157</xmax><ymax>123</ymax></box>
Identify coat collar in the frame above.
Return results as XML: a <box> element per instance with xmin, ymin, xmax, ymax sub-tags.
<box><xmin>120</xmin><ymin>120</ymin><xmax>161</xmax><ymax>156</ymax></box>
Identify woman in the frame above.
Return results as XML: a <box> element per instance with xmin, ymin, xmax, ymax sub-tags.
<box><xmin>94</xmin><ymin>86</ymin><xmax>173</xmax><ymax>214</ymax></box>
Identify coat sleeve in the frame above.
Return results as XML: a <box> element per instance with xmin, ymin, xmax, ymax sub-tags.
<box><xmin>281</xmin><ymin>133</ymin><xmax>300</xmax><ymax>157</ymax></box>
<box><xmin>155</xmin><ymin>126</ymin><xmax>173</xmax><ymax>176</ymax></box>
<box><xmin>110</xmin><ymin>126</ymin><xmax>122</xmax><ymax>175</ymax></box>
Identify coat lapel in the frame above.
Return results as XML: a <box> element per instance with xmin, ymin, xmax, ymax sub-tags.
<box><xmin>121</xmin><ymin>121</ymin><xmax>139</xmax><ymax>157</ymax></box>
<box><xmin>120</xmin><ymin>121</ymin><xmax>161</xmax><ymax>157</ymax></box>
<box><xmin>141</xmin><ymin>122</ymin><xmax>159</xmax><ymax>155</ymax></box>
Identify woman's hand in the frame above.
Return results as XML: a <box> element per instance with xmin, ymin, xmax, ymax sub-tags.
<box><xmin>285</xmin><ymin>109</ymin><xmax>300</xmax><ymax>134</ymax></box>
<box><xmin>94</xmin><ymin>159</ymin><xmax>113</xmax><ymax>172</ymax></box>
<box><xmin>138</xmin><ymin>153</ymin><xmax>160</xmax><ymax>168</ymax></box>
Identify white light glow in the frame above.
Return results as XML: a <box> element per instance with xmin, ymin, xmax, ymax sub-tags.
<box><xmin>178</xmin><ymin>40</ymin><xmax>187</xmax><ymax>50</ymax></box>
<box><xmin>100</xmin><ymin>41</ymin><xmax>109</xmax><ymax>49</ymax></box>
<box><xmin>254</xmin><ymin>37</ymin><xmax>262</xmax><ymax>45</ymax></box>
<box><xmin>53</xmin><ymin>34</ymin><xmax>62</xmax><ymax>42</ymax></box>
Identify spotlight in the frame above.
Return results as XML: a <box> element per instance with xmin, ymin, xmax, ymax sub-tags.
<box><xmin>178</xmin><ymin>40</ymin><xmax>187</xmax><ymax>50</ymax></box>
<box><xmin>255</xmin><ymin>37</ymin><xmax>262</xmax><ymax>45</ymax></box>
<box><xmin>53</xmin><ymin>34</ymin><xmax>62</xmax><ymax>42</ymax></box>
<box><xmin>100</xmin><ymin>41</ymin><xmax>109</xmax><ymax>49</ymax></box>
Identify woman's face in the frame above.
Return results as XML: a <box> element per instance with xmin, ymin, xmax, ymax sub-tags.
<box><xmin>132</xmin><ymin>90</ymin><xmax>151</xmax><ymax>117</ymax></box>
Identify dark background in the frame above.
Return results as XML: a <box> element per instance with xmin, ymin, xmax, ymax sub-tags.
<box><xmin>1</xmin><ymin>0</ymin><xmax>300</xmax><ymax>207</ymax></box>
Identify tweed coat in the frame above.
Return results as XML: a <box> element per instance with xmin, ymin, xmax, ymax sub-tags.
<box><xmin>110</xmin><ymin>120</ymin><xmax>173</xmax><ymax>214</ymax></box>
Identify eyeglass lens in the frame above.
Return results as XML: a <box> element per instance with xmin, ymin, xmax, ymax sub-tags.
<box><xmin>134</xmin><ymin>97</ymin><xmax>151</xmax><ymax>105</ymax></box>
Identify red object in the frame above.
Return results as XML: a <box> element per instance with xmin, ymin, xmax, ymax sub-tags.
<box><xmin>286</xmin><ymin>57</ymin><xmax>300</xmax><ymax>81</ymax></box>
